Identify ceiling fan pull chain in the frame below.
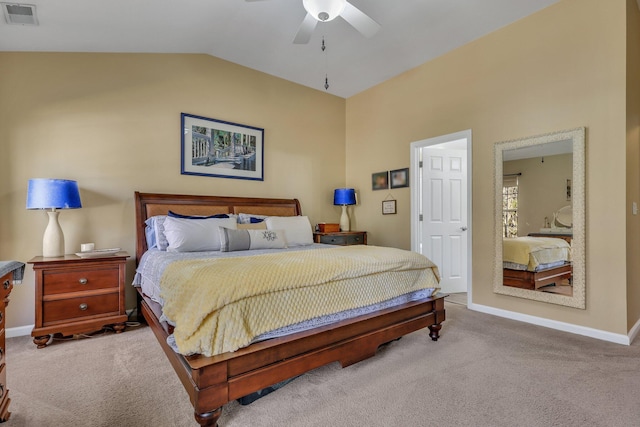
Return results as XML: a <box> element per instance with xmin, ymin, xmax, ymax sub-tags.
<box><xmin>323</xmin><ymin>36</ymin><xmax>329</xmax><ymax>90</ymax></box>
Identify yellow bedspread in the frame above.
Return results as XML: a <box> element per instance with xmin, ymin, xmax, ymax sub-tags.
<box><xmin>160</xmin><ymin>246</ymin><xmax>440</xmax><ymax>357</ymax></box>
<box><xmin>503</xmin><ymin>237</ymin><xmax>571</xmax><ymax>271</ymax></box>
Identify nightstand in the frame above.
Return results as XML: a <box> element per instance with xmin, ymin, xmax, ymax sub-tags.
<box><xmin>313</xmin><ymin>231</ymin><xmax>367</xmax><ymax>246</ymax></box>
<box><xmin>28</xmin><ymin>252</ymin><xmax>129</xmax><ymax>349</ymax></box>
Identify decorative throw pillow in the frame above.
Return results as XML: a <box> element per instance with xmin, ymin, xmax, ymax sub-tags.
<box><xmin>265</xmin><ymin>216</ymin><xmax>314</xmax><ymax>246</ymax></box>
<box><xmin>163</xmin><ymin>216</ymin><xmax>237</xmax><ymax>252</ymax></box>
<box><xmin>238</xmin><ymin>213</ymin><xmax>269</xmax><ymax>224</ymax></box>
<box><xmin>168</xmin><ymin>210</ymin><xmax>229</xmax><ymax>219</ymax></box>
<box><xmin>219</xmin><ymin>227</ymin><xmax>287</xmax><ymax>252</ymax></box>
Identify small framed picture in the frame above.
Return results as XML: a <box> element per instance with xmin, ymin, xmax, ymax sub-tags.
<box><xmin>390</xmin><ymin>168</ymin><xmax>409</xmax><ymax>189</ymax></box>
<box><xmin>372</xmin><ymin>171</ymin><xmax>389</xmax><ymax>190</ymax></box>
<box><xmin>382</xmin><ymin>199</ymin><xmax>397</xmax><ymax>215</ymax></box>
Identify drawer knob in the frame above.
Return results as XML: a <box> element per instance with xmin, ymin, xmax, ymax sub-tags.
<box><xmin>79</xmin><ymin>278</ymin><xmax>88</xmax><ymax>285</ymax></box>
<box><xmin>79</xmin><ymin>303</ymin><xmax>88</xmax><ymax>311</ymax></box>
<box><xmin>2</xmin><ymin>280</ymin><xmax>9</xmax><ymax>290</ymax></box>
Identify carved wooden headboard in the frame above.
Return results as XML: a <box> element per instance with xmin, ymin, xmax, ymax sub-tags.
<box><xmin>134</xmin><ymin>192</ymin><xmax>302</xmax><ymax>263</ymax></box>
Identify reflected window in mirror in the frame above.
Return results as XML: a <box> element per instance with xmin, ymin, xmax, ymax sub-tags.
<box><xmin>502</xmin><ymin>174</ymin><xmax>519</xmax><ymax>238</ymax></box>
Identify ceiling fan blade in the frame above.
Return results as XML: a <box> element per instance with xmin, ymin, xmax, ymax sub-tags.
<box><xmin>293</xmin><ymin>13</ymin><xmax>318</xmax><ymax>44</ymax></box>
<box><xmin>341</xmin><ymin>2</ymin><xmax>381</xmax><ymax>38</ymax></box>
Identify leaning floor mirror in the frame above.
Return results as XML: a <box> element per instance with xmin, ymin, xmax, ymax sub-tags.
<box><xmin>493</xmin><ymin>127</ymin><xmax>585</xmax><ymax>309</ymax></box>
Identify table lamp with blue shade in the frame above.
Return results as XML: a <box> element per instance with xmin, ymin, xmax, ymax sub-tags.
<box><xmin>26</xmin><ymin>179</ymin><xmax>82</xmax><ymax>257</ymax></box>
<box><xmin>333</xmin><ymin>188</ymin><xmax>356</xmax><ymax>232</ymax></box>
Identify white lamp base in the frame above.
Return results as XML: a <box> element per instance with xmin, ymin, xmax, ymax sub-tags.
<box><xmin>42</xmin><ymin>210</ymin><xmax>65</xmax><ymax>257</ymax></box>
<box><xmin>339</xmin><ymin>205</ymin><xmax>350</xmax><ymax>232</ymax></box>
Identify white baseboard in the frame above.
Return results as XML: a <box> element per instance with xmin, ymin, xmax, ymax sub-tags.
<box><xmin>7</xmin><ymin>306</ymin><xmax>639</xmax><ymax>345</ymax></box>
<box><xmin>628</xmin><ymin>316</ymin><xmax>640</xmax><ymax>344</ymax></box>
<box><xmin>468</xmin><ymin>303</ymin><xmax>631</xmax><ymax>345</ymax></box>
<box><xmin>7</xmin><ymin>324</ymin><xmax>34</xmax><ymax>339</ymax></box>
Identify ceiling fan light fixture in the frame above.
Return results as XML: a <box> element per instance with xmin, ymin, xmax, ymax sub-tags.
<box><xmin>303</xmin><ymin>0</ymin><xmax>346</xmax><ymax>22</ymax></box>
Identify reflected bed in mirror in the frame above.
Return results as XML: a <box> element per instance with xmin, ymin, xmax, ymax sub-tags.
<box><xmin>494</xmin><ymin>127</ymin><xmax>585</xmax><ymax>309</ymax></box>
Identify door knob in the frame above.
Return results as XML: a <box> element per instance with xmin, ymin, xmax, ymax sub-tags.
<box><xmin>460</xmin><ymin>226</ymin><xmax>468</xmax><ymax>231</ymax></box>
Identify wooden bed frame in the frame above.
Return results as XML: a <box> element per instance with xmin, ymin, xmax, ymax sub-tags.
<box><xmin>503</xmin><ymin>263</ymin><xmax>572</xmax><ymax>290</ymax></box>
<box><xmin>134</xmin><ymin>192</ymin><xmax>446</xmax><ymax>426</ymax></box>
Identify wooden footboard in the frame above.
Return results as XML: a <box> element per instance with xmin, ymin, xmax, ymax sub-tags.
<box><xmin>138</xmin><ymin>288</ymin><xmax>445</xmax><ymax>427</ymax></box>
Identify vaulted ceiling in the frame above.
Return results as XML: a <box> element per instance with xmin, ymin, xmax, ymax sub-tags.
<box><xmin>0</xmin><ymin>0</ymin><xmax>560</xmax><ymax>98</ymax></box>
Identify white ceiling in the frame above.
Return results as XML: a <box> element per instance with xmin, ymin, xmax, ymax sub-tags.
<box><xmin>0</xmin><ymin>0</ymin><xmax>560</xmax><ymax>98</ymax></box>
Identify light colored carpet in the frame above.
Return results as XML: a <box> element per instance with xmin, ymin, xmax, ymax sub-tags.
<box><xmin>445</xmin><ymin>292</ymin><xmax>467</xmax><ymax>306</ymax></box>
<box><xmin>5</xmin><ymin>303</ymin><xmax>640</xmax><ymax>427</ymax></box>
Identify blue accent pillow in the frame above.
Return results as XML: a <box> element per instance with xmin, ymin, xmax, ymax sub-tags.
<box><xmin>250</xmin><ymin>217</ymin><xmax>265</xmax><ymax>223</ymax></box>
<box><xmin>168</xmin><ymin>211</ymin><xmax>229</xmax><ymax>220</ymax></box>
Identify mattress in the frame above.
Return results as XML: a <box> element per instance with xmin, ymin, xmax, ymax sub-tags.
<box><xmin>503</xmin><ymin>237</ymin><xmax>571</xmax><ymax>272</ymax></box>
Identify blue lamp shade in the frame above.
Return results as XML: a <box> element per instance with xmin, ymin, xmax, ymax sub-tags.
<box><xmin>26</xmin><ymin>179</ymin><xmax>82</xmax><ymax>210</ymax></box>
<box><xmin>27</xmin><ymin>179</ymin><xmax>82</xmax><ymax>258</ymax></box>
<box><xmin>333</xmin><ymin>188</ymin><xmax>356</xmax><ymax>206</ymax></box>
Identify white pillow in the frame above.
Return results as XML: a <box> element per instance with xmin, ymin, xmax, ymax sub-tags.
<box><xmin>163</xmin><ymin>216</ymin><xmax>237</xmax><ymax>252</ymax></box>
<box><xmin>265</xmin><ymin>216</ymin><xmax>314</xmax><ymax>246</ymax></box>
<box><xmin>219</xmin><ymin>227</ymin><xmax>287</xmax><ymax>252</ymax></box>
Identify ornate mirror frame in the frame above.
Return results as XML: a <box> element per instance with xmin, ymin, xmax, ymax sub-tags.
<box><xmin>493</xmin><ymin>127</ymin><xmax>586</xmax><ymax>309</ymax></box>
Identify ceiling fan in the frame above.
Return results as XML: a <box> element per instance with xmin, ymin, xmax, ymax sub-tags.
<box><xmin>246</xmin><ymin>0</ymin><xmax>381</xmax><ymax>44</ymax></box>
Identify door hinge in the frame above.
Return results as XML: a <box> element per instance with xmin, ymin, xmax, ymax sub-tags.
<box><xmin>419</xmin><ymin>214</ymin><xmax>423</xmax><ymax>221</ymax></box>
<box><xmin>419</xmin><ymin>161</ymin><xmax>423</xmax><ymax>168</ymax></box>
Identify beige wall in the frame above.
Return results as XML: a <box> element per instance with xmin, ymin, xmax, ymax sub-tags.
<box><xmin>504</xmin><ymin>154</ymin><xmax>573</xmax><ymax>237</ymax></box>
<box><xmin>626</xmin><ymin>0</ymin><xmax>640</xmax><ymax>330</ymax></box>
<box><xmin>346</xmin><ymin>0</ymin><xmax>630</xmax><ymax>334</ymax></box>
<box><xmin>0</xmin><ymin>53</ymin><xmax>346</xmax><ymax>328</ymax></box>
<box><xmin>1</xmin><ymin>0</ymin><xmax>637</xmax><ymax>339</ymax></box>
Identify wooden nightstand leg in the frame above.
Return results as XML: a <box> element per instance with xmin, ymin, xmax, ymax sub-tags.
<box><xmin>112</xmin><ymin>323</ymin><xmax>126</xmax><ymax>334</ymax></box>
<box><xmin>33</xmin><ymin>335</ymin><xmax>50</xmax><ymax>349</ymax></box>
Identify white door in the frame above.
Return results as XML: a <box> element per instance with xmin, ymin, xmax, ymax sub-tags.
<box><xmin>411</xmin><ymin>131</ymin><xmax>471</xmax><ymax>295</ymax></box>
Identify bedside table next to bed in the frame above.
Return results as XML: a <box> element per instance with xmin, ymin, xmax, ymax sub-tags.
<box><xmin>28</xmin><ymin>252</ymin><xmax>129</xmax><ymax>349</ymax></box>
<box><xmin>313</xmin><ymin>231</ymin><xmax>367</xmax><ymax>246</ymax></box>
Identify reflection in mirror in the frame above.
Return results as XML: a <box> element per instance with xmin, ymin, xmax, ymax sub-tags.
<box><xmin>494</xmin><ymin>128</ymin><xmax>585</xmax><ymax>309</ymax></box>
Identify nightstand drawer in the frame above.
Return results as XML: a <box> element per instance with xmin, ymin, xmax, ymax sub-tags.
<box><xmin>318</xmin><ymin>233</ymin><xmax>366</xmax><ymax>245</ymax></box>
<box><xmin>0</xmin><ymin>273</ymin><xmax>11</xmax><ymax>300</ymax></box>
<box><xmin>43</xmin><ymin>267</ymin><xmax>119</xmax><ymax>295</ymax></box>
<box><xmin>43</xmin><ymin>292</ymin><xmax>119</xmax><ymax>324</ymax></box>
<box><xmin>319</xmin><ymin>234</ymin><xmax>349</xmax><ymax>245</ymax></box>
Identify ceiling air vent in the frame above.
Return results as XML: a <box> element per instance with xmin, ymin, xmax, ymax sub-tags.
<box><xmin>2</xmin><ymin>3</ymin><xmax>38</xmax><ymax>25</ymax></box>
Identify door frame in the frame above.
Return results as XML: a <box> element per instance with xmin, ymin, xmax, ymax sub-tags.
<box><xmin>410</xmin><ymin>129</ymin><xmax>473</xmax><ymax>301</ymax></box>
